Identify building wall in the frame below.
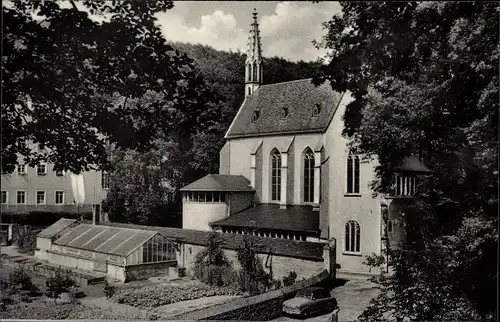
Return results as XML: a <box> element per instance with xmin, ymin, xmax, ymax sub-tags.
<box><xmin>323</xmin><ymin>92</ymin><xmax>382</xmax><ymax>273</ymax></box>
<box><xmin>183</xmin><ymin>202</ymin><xmax>228</xmax><ymax>231</ymax></box>
<box><xmin>219</xmin><ymin>141</ymin><xmax>231</xmax><ymax>175</ymax></box>
<box><xmin>35</xmin><ymin>236</ymin><xmax>52</xmax><ymax>260</ymax></box>
<box><xmin>1</xmin><ymin>163</ymin><xmax>107</xmax><ymax>210</ymax></box>
<box><xmin>107</xmin><ymin>263</ymin><xmax>126</xmax><ymax>282</ymax></box>
<box><xmin>179</xmin><ymin>243</ymin><xmax>324</xmax><ymax>281</ymax></box>
<box><xmin>227</xmin><ymin>133</ymin><xmax>323</xmax><ymax>205</ymax></box>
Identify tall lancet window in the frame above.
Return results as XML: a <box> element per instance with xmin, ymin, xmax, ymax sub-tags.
<box><xmin>303</xmin><ymin>148</ymin><xmax>315</xmax><ymax>202</ymax></box>
<box><xmin>247</xmin><ymin>64</ymin><xmax>252</xmax><ymax>82</ymax></box>
<box><xmin>271</xmin><ymin>149</ymin><xmax>281</xmax><ymax>202</ymax></box>
<box><xmin>347</xmin><ymin>155</ymin><xmax>360</xmax><ymax>194</ymax></box>
<box><xmin>253</xmin><ymin>64</ymin><xmax>258</xmax><ymax>82</ymax></box>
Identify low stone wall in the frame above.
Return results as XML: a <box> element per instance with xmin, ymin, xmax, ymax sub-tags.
<box><xmin>170</xmin><ymin>270</ymin><xmax>331</xmax><ymax>320</ymax></box>
<box><xmin>179</xmin><ymin>243</ymin><xmax>324</xmax><ymax>281</ymax></box>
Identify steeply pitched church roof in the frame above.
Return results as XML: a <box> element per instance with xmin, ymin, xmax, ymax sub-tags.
<box><xmin>226</xmin><ymin>79</ymin><xmax>345</xmax><ymax>139</ymax></box>
<box><xmin>180</xmin><ymin>174</ymin><xmax>254</xmax><ymax>192</ymax></box>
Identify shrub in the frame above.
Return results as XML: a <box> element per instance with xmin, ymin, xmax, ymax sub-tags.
<box><xmin>45</xmin><ymin>267</ymin><xmax>75</xmax><ymax>302</ymax></box>
<box><xmin>236</xmin><ymin>236</ymin><xmax>273</xmax><ymax>295</ymax></box>
<box><xmin>0</xmin><ymin>294</ymin><xmax>13</xmax><ymax>312</ymax></box>
<box><xmin>0</xmin><ymin>302</ymin><xmax>77</xmax><ymax>319</ymax></box>
<box><xmin>283</xmin><ymin>271</ymin><xmax>297</xmax><ymax>287</ymax></box>
<box><xmin>103</xmin><ymin>280</ymin><xmax>115</xmax><ymax>299</ymax></box>
<box><xmin>8</xmin><ymin>268</ymin><xmax>32</xmax><ymax>293</ymax></box>
<box><xmin>111</xmin><ymin>281</ymin><xmax>242</xmax><ymax>309</ymax></box>
<box><xmin>193</xmin><ymin>232</ymin><xmax>236</xmax><ymax>287</ymax></box>
<box><xmin>15</xmin><ymin>227</ymin><xmax>41</xmax><ymax>255</ymax></box>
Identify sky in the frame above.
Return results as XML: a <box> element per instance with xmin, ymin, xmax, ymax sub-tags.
<box><xmin>156</xmin><ymin>1</ymin><xmax>342</xmax><ymax>62</ymax></box>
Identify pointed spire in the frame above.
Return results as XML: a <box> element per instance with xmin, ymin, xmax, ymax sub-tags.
<box><xmin>246</xmin><ymin>8</ymin><xmax>262</xmax><ymax>63</ymax></box>
<box><xmin>245</xmin><ymin>9</ymin><xmax>263</xmax><ymax>96</ymax></box>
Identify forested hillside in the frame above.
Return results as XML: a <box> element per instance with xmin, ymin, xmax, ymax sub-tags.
<box><xmin>170</xmin><ymin>41</ymin><xmax>322</xmax><ymax>173</ymax></box>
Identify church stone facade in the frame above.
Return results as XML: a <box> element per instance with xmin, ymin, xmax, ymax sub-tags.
<box><xmin>181</xmin><ymin>11</ymin><xmax>430</xmax><ymax>274</ymax></box>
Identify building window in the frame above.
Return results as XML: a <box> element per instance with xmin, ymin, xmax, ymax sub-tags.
<box><xmin>253</xmin><ymin>64</ymin><xmax>257</xmax><ymax>81</ymax></box>
<box><xmin>281</xmin><ymin>107</ymin><xmax>288</xmax><ymax>118</ymax></box>
<box><xmin>1</xmin><ymin>191</ymin><xmax>7</xmax><ymax>204</ymax></box>
<box><xmin>345</xmin><ymin>220</ymin><xmax>361</xmax><ymax>253</ymax></box>
<box><xmin>271</xmin><ymin>149</ymin><xmax>281</xmax><ymax>202</ymax></box>
<box><xmin>247</xmin><ymin>64</ymin><xmax>251</xmax><ymax>82</ymax></box>
<box><xmin>251</xmin><ymin>110</ymin><xmax>259</xmax><ymax>122</ymax></box>
<box><xmin>55</xmin><ymin>169</ymin><xmax>64</xmax><ymax>176</ymax></box>
<box><xmin>141</xmin><ymin>235</ymin><xmax>175</xmax><ymax>264</ymax></box>
<box><xmin>55</xmin><ymin>191</ymin><xmax>64</xmax><ymax>205</ymax></box>
<box><xmin>303</xmin><ymin>148</ymin><xmax>315</xmax><ymax>202</ymax></box>
<box><xmin>347</xmin><ymin>155</ymin><xmax>360</xmax><ymax>194</ymax></box>
<box><xmin>388</xmin><ymin>220</ymin><xmax>393</xmax><ymax>233</ymax></box>
<box><xmin>101</xmin><ymin>172</ymin><xmax>110</xmax><ymax>189</ymax></box>
<box><xmin>184</xmin><ymin>191</ymin><xmax>226</xmax><ymax>203</ymax></box>
<box><xmin>313</xmin><ymin>103</ymin><xmax>321</xmax><ymax>116</ymax></box>
<box><xmin>17</xmin><ymin>164</ymin><xmax>26</xmax><ymax>175</ymax></box>
<box><xmin>395</xmin><ymin>175</ymin><xmax>418</xmax><ymax>196</ymax></box>
<box><xmin>16</xmin><ymin>191</ymin><xmax>26</xmax><ymax>205</ymax></box>
<box><xmin>37</xmin><ymin>164</ymin><xmax>47</xmax><ymax>176</ymax></box>
<box><xmin>36</xmin><ymin>191</ymin><xmax>46</xmax><ymax>205</ymax></box>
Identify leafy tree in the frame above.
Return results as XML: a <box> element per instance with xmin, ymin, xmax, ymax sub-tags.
<box><xmin>193</xmin><ymin>232</ymin><xmax>236</xmax><ymax>287</ymax></box>
<box><xmin>315</xmin><ymin>2</ymin><xmax>498</xmax><ymax>320</ymax></box>
<box><xmin>45</xmin><ymin>267</ymin><xmax>75</xmax><ymax>303</ymax></box>
<box><xmin>8</xmin><ymin>268</ymin><xmax>33</xmax><ymax>294</ymax></box>
<box><xmin>236</xmin><ymin>236</ymin><xmax>272</xmax><ymax>295</ymax></box>
<box><xmin>2</xmin><ymin>0</ymin><xmax>218</xmax><ymax>174</ymax></box>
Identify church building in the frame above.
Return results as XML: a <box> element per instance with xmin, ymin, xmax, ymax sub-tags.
<box><xmin>180</xmin><ymin>10</ymin><xmax>431</xmax><ymax>274</ymax></box>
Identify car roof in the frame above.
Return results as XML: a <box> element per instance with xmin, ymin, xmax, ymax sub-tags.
<box><xmin>301</xmin><ymin>286</ymin><xmax>325</xmax><ymax>292</ymax></box>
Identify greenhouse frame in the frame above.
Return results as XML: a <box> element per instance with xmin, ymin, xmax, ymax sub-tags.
<box><xmin>36</xmin><ymin>220</ymin><xmax>177</xmax><ymax>282</ymax></box>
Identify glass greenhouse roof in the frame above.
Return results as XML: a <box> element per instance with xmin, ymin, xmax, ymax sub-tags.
<box><xmin>37</xmin><ymin>218</ymin><xmax>77</xmax><ymax>238</ymax></box>
<box><xmin>53</xmin><ymin>223</ymin><xmax>158</xmax><ymax>257</ymax></box>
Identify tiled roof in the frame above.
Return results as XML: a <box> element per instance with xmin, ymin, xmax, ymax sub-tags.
<box><xmin>210</xmin><ymin>204</ymin><xmax>319</xmax><ymax>233</ymax></box>
<box><xmin>180</xmin><ymin>174</ymin><xmax>254</xmax><ymax>192</ymax></box>
<box><xmin>226</xmin><ymin>79</ymin><xmax>345</xmax><ymax>138</ymax></box>
<box><xmin>87</xmin><ymin>221</ymin><xmax>324</xmax><ymax>261</ymax></box>
<box><xmin>395</xmin><ymin>156</ymin><xmax>432</xmax><ymax>173</ymax></box>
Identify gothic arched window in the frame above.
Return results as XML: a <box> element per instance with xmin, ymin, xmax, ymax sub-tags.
<box><xmin>345</xmin><ymin>220</ymin><xmax>361</xmax><ymax>253</ymax></box>
<box><xmin>247</xmin><ymin>64</ymin><xmax>252</xmax><ymax>82</ymax></box>
<box><xmin>303</xmin><ymin>148</ymin><xmax>315</xmax><ymax>202</ymax></box>
<box><xmin>253</xmin><ymin>64</ymin><xmax>258</xmax><ymax>82</ymax></box>
<box><xmin>271</xmin><ymin>149</ymin><xmax>281</xmax><ymax>201</ymax></box>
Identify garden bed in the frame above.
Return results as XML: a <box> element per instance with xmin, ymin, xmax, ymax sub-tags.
<box><xmin>0</xmin><ymin>298</ymin><xmax>139</xmax><ymax>320</ymax></box>
<box><xmin>111</xmin><ymin>280</ymin><xmax>243</xmax><ymax>309</ymax></box>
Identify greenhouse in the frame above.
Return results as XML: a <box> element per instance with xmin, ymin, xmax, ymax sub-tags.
<box><xmin>36</xmin><ymin>220</ymin><xmax>177</xmax><ymax>282</ymax></box>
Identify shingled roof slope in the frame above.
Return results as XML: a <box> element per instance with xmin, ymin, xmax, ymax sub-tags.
<box><xmin>180</xmin><ymin>174</ymin><xmax>254</xmax><ymax>192</ymax></box>
<box><xmin>85</xmin><ymin>221</ymin><xmax>324</xmax><ymax>261</ymax></box>
<box><xmin>210</xmin><ymin>204</ymin><xmax>319</xmax><ymax>233</ymax></box>
<box><xmin>395</xmin><ymin>156</ymin><xmax>432</xmax><ymax>173</ymax></box>
<box><xmin>226</xmin><ymin>79</ymin><xmax>344</xmax><ymax>138</ymax></box>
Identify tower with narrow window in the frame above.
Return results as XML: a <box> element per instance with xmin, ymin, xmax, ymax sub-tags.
<box><xmin>245</xmin><ymin>9</ymin><xmax>263</xmax><ymax>97</ymax></box>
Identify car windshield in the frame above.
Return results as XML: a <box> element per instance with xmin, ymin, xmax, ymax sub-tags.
<box><xmin>296</xmin><ymin>290</ymin><xmax>313</xmax><ymax>299</ymax></box>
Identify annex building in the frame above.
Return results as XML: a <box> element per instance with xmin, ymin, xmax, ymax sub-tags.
<box><xmin>35</xmin><ymin>218</ymin><xmax>176</xmax><ymax>282</ymax></box>
<box><xmin>181</xmin><ymin>10</ymin><xmax>431</xmax><ymax>274</ymax></box>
